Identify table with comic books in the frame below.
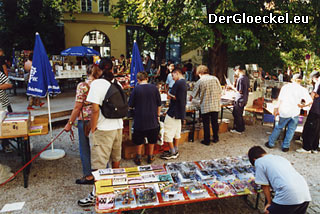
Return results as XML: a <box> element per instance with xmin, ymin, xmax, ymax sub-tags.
<box><xmin>93</xmin><ymin>156</ymin><xmax>262</xmax><ymax>213</ymax></box>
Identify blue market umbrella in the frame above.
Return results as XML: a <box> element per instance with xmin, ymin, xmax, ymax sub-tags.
<box><xmin>60</xmin><ymin>46</ymin><xmax>100</xmax><ymax>56</ymax></box>
<box><xmin>27</xmin><ymin>32</ymin><xmax>64</xmax><ymax>160</ymax></box>
<box><xmin>130</xmin><ymin>41</ymin><xmax>144</xmax><ymax>86</ymax></box>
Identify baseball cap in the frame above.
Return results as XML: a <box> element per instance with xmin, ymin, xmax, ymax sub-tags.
<box><xmin>292</xmin><ymin>73</ymin><xmax>302</xmax><ymax>81</ymax></box>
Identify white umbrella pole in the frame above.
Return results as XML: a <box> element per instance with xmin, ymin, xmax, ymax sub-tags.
<box><xmin>47</xmin><ymin>94</ymin><xmax>53</xmax><ymax>151</ymax></box>
<box><xmin>40</xmin><ymin>93</ymin><xmax>65</xmax><ymax>160</ymax></box>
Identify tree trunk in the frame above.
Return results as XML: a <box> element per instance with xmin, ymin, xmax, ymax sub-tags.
<box><xmin>155</xmin><ymin>39</ymin><xmax>167</xmax><ymax>66</ymax></box>
<box><xmin>208</xmin><ymin>42</ymin><xmax>228</xmax><ymax>85</ymax></box>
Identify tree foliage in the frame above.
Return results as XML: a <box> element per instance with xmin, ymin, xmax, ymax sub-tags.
<box><xmin>112</xmin><ymin>0</ymin><xmax>194</xmax><ymax>64</ymax></box>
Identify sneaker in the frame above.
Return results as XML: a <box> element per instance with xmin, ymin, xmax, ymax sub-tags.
<box><xmin>27</xmin><ymin>106</ymin><xmax>35</xmax><ymax>110</ymax></box>
<box><xmin>147</xmin><ymin>155</ymin><xmax>155</xmax><ymax>164</ymax></box>
<box><xmin>133</xmin><ymin>156</ymin><xmax>142</xmax><ymax>166</ymax></box>
<box><xmin>282</xmin><ymin>148</ymin><xmax>289</xmax><ymax>152</ymax></box>
<box><xmin>296</xmin><ymin>148</ymin><xmax>311</xmax><ymax>154</ymax></box>
<box><xmin>312</xmin><ymin>150</ymin><xmax>318</xmax><ymax>154</ymax></box>
<box><xmin>264</xmin><ymin>142</ymin><xmax>274</xmax><ymax>149</ymax></box>
<box><xmin>78</xmin><ymin>192</ymin><xmax>95</xmax><ymax>207</ymax></box>
<box><xmin>230</xmin><ymin>129</ymin><xmax>242</xmax><ymax>134</ymax></box>
<box><xmin>160</xmin><ymin>151</ymin><xmax>179</xmax><ymax>160</ymax></box>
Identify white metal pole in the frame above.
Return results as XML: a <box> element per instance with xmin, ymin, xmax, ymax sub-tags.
<box><xmin>47</xmin><ymin>93</ymin><xmax>53</xmax><ymax>151</ymax></box>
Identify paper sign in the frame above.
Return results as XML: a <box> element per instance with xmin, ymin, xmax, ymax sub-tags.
<box><xmin>1</xmin><ymin>202</ymin><xmax>25</xmax><ymax>212</ymax></box>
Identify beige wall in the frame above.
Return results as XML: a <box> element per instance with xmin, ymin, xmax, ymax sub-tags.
<box><xmin>63</xmin><ymin>21</ymin><xmax>126</xmax><ymax>58</ymax></box>
<box><xmin>62</xmin><ymin>0</ymin><xmax>126</xmax><ymax>58</ymax></box>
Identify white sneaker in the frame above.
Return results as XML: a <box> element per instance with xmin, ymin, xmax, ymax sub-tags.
<box><xmin>312</xmin><ymin>150</ymin><xmax>318</xmax><ymax>154</ymax></box>
<box><xmin>296</xmin><ymin>148</ymin><xmax>311</xmax><ymax>154</ymax></box>
<box><xmin>230</xmin><ymin>129</ymin><xmax>242</xmax><ymax>134</ymax></box>
<box><xmin>77</xmin><ymin>192</ymin><xmax>95</xmax><ymax>207</ymax></box>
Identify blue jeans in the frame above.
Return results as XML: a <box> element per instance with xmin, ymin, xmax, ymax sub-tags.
<box><xmin>77</xmin><ymin>120</ymin><xmax>92</xmax><ymax>176</ymax></box>
<box><xmin>186</xmin><ymin>70</ymin><xmax>193</xmax><ymax>81</ymax></box>
<box><xmin>268</xmin><ymin>116</ymin><xmax>299</xmax><ymax>149</ymax></box>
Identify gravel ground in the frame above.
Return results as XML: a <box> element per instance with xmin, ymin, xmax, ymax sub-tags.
<box><xmin>1</xmin><ymin>122</ymin><xmax>319</xmax><ymax>214</ymax></box>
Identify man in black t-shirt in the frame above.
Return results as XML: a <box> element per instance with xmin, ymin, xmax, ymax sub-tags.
<box><xmin>160</xmin><ymin>68</ymin><xmax>187</xmax><ymax>160</ymax></box>
<box><xmin>129</xmin><ymin>72</ymin><xmax>161</xmax><ymax>165</ymax></box>
<box><xmin>229</xmin><ymin>65</ymin><xmax>249</xmax><ymax>134</ymax></box>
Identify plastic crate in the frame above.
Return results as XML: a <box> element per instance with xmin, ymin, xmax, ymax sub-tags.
<box><xmin>263</xmin><ymin>114</ymin><xmax>275</xmax><ymax>123</ymax></box>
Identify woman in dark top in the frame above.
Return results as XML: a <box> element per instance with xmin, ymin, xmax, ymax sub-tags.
<box><xmin>157</xmin><ymin>59</ymin><xmax>168</xmax><ymax>83</ymax></box>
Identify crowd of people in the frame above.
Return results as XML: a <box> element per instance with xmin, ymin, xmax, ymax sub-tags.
<box><xmin>0</xmin><ymin>50</ymin><xmax>317</xmax><ymax>213</ymax></box>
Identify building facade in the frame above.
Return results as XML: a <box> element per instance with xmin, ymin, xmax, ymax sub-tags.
<box><xmin>62</xmin><ymin>0</ymin><xmax>126</xmax><ymax>59</ymax></box>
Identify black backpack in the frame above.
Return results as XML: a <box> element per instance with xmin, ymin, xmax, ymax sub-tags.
<box><xmin>100</xmin><ymin>80</ymin><xmax>128</xmax><ymax>119</ymax></box>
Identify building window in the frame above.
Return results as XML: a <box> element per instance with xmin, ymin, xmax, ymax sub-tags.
<box><xmin>82</xmin><ymin>30</ymin><xmax>111</xmax><ymax>57</ymax></box>
<box><xmin>81</xmin><ymin>0</ymin><xmax>92</xmax><ymax>12</ymax></box>
<box><xmin>99</xmin><ymin>0</ymin><xmax>109</xmax><ymax>13</ymax></box>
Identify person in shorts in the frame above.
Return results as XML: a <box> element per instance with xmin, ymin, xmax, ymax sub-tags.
<box><xmin>129</xmin><ymin>72</ymin><xmax>161</xmax><ymax>165</ymax></box>
<box><xmin>78</xmin><ymin>57</ymin><xmax>123</xmax><ymax>207</ymax></box>
<box><xmin>160</xmin><ymin>68</ymin><xmax>187</xmax><ymax>160</ymax></box>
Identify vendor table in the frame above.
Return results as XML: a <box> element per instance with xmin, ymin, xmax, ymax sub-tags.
<box><xmin>1</xmin><ymin>117</ymin><xmax>48</xmax><ymax>188</ymax></box>
<box><xmin>8</xmin><ymin>76</ymin><xmax>27</xmax><ymax>96</ymax></box>
<box><xmin>93</xmin><ymin>158</ymin><xmax>261</xmax><ymax>214</ymax></box>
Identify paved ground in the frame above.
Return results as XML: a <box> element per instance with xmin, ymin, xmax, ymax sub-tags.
<box><xmin>1</xmin><ymin>120</ymin><xmax>319</xmax><ymax>214</ymax></box>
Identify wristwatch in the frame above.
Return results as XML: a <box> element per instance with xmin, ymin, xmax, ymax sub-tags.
<box><xmin>69</xmin><ymin>121</ymin><xmax>73</xmax><ymax>125</ymax></box>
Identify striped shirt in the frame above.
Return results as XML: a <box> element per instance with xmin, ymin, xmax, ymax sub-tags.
<box><xmin>0</xmin><ymin>72</ymin><xmax>10</xmax><ymax>109</ymax></box>
<box><xmin>192</xmin><ymin>74</ymin><xmax>222</xmax><ymax>114</ymax></box>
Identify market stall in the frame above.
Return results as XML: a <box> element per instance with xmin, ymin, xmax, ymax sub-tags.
<box><xmin>92</xmin><ymin>155</ymin><xmax>261</xmax><ymax>213</ymax></box>
<box><xmin>0</xmin><ymin>112</ymin><xmax>49</xmax><ymax>188</ymax></box>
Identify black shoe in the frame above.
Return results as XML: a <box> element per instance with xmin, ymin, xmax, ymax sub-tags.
<box><xmin>147</xmin><ymin>155</ymin><xmax>155</xmax><ymax>164</ymax></box>
<box><xmin>201</xmin><ymin>140</ymin><xmax>210</xmax><ymax>146</ymax></box>
<box><xmin>134</xmin><ymin>156</ymin><xmax>142</xmax><ymax>166</ymax></box>
<box><xmin>212</xmin><ymin>138</ymin><xmax>219</xmax><ymax>143</ymax></box>
<box><xmin>265</xmin><ymin>142</ymin><xmax>273</xmax><ymax>149</ymax></box>
<box><xmin>75</xmin><ymin>176</ymin><xmax>94</xmax><ymax>185</ymax></box>
<box><xmin>282</xmin><ymin>148</ymin><xmax>289</xmax><ymax>152</ymax></box>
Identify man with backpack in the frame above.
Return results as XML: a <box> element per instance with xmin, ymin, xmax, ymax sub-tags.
<box><xmin>78</xmin><ymin>57</ymin><xmax>126</xmax><ymax>207</ymax></box>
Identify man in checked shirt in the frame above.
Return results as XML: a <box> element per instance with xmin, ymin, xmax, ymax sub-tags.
<box><xmin>190</xmin><ymin>65</ymin><xmax>222</xmax><ymax>146</ymax></box>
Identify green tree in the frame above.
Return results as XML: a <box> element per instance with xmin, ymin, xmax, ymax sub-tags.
<box><xmin>179</xmin><ymin>0</ymin><xmax>313</xmax><ymax>82</ymax></box>
<box><xmin>112</xmin><ymin>0</ymin><xmax>193</xmax><ymax>64</ymax></box>
<box><xmin>0</xmin><ymin>0</ymin><xmax>76</xmax><ymax>57</ymax></box>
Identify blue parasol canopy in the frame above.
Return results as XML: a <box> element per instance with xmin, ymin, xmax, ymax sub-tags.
<box><xmin>60</xmin><ymin>46</ymin><xmax>100</xmax><ymax>56</ymax></box>
<box><xmin>26</xmin><ymin>33</ymin><xmax>61</xmax><ymax>97</ymax></box>
<box><xmin>130</xmin><ymin>41</ymin><xmax>144</xmax><ymax>86</ymax></box>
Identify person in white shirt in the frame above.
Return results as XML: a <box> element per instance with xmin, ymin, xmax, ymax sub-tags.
<box><xmin>278</xmin><ymin>70</ymin><xmax>283</xmax><ymax>82</ymax></box>
<box><xmin>265</xmin><ymin>74</ymin><xmax>312</xmax><ymax>152</ymax></box>
<box><xmin>78</xmin><ymin>58</ymin><xmax>123</xmax><ymax>207</ymax></box>
<box><xmin>248</xmin><ymin>146</ymin><xmax>311</xmax><ymax>214</ymax></box>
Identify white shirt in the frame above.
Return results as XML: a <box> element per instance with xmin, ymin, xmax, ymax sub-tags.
<box><xmin>278</xmin><ymin>73</ymin><xmax>283</xmax><ymax>82</ymax></box>
<box><xmin>278</xmin><ymin>82</ymin><xmax>312</xmax><ymax>118</ymax></box>
<box><xmin>86</xmin><ymin>79</ymin><xmax>123</xmax><ymax>131</ymax></box>
<box><xmin>255</xmin><ymin>154</ymin><xmax>311</xmax><ymax>205</ymax></box>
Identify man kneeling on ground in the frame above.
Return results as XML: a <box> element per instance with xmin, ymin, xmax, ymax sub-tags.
<box><xmin>248</xmin><ymin>146</ymin><xmax>311</xmax><ymax>214</ymax></box>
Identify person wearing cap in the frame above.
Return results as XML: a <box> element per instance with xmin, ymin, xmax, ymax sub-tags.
<box><xmin>297</xmin><ymin>70</ymin><xmax>320</xmax><ymax>153</ymax></box>
<box><xmin>228</xmin><ymin>65</ymin><xmax>249</xmax><ymax>134</ymax></box>
<box><xmin>248</xmin><ymin>146</ymin><xmax>311</xmax><ymax>214</ymax></box>
<box><xmin>265</xmin><ymin>74</ymin><xmax>312</xmax><ymax>152</ymax></box>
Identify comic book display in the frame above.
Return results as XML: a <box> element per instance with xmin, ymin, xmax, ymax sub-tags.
<box><xmin>93</xmin><ymin>156</ymin><xmax>261</xmax><ymax>213</ymax></box>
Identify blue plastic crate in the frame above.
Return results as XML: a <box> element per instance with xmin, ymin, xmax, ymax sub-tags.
<box><xmin>263</xmin><ymin>114</ymin><xmax>274</xmax><ymax>123</ymax></box>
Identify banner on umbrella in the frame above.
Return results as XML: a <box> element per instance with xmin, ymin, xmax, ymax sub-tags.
<box><xmin>26</xmin><ymin>33</ymin><xmax>61</xmax><ymax>97</ymax></box>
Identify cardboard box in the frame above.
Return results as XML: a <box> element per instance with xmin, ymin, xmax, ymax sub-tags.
<box><xmin>243</xmin><ymin>115</ymin><xmax>256</xmax><ymax>126</ymax></box>
<box><xmin>122</xmin><ymin>141</ymin><xmax>145</xmax><ymax>160</ymax></box>
<box><xmin>1</xmin><ymin>120</ymin><xmax>30</xmax><ymax>136</ymax></box>
<box><xmin>1</xmin><ymin>112</ymin><xmax>30</xmax><ymax>136</ymax></box>
<box><xmin>197</xmin><ymin>122</ymin><xmax>229</xmax><ymax>139</ymax></box>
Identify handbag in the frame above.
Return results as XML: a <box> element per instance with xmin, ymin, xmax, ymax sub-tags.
<box><xmin>81</xmin><ymin>81</ymin><xmax>91</xmax><ymax>137</ymax></box>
